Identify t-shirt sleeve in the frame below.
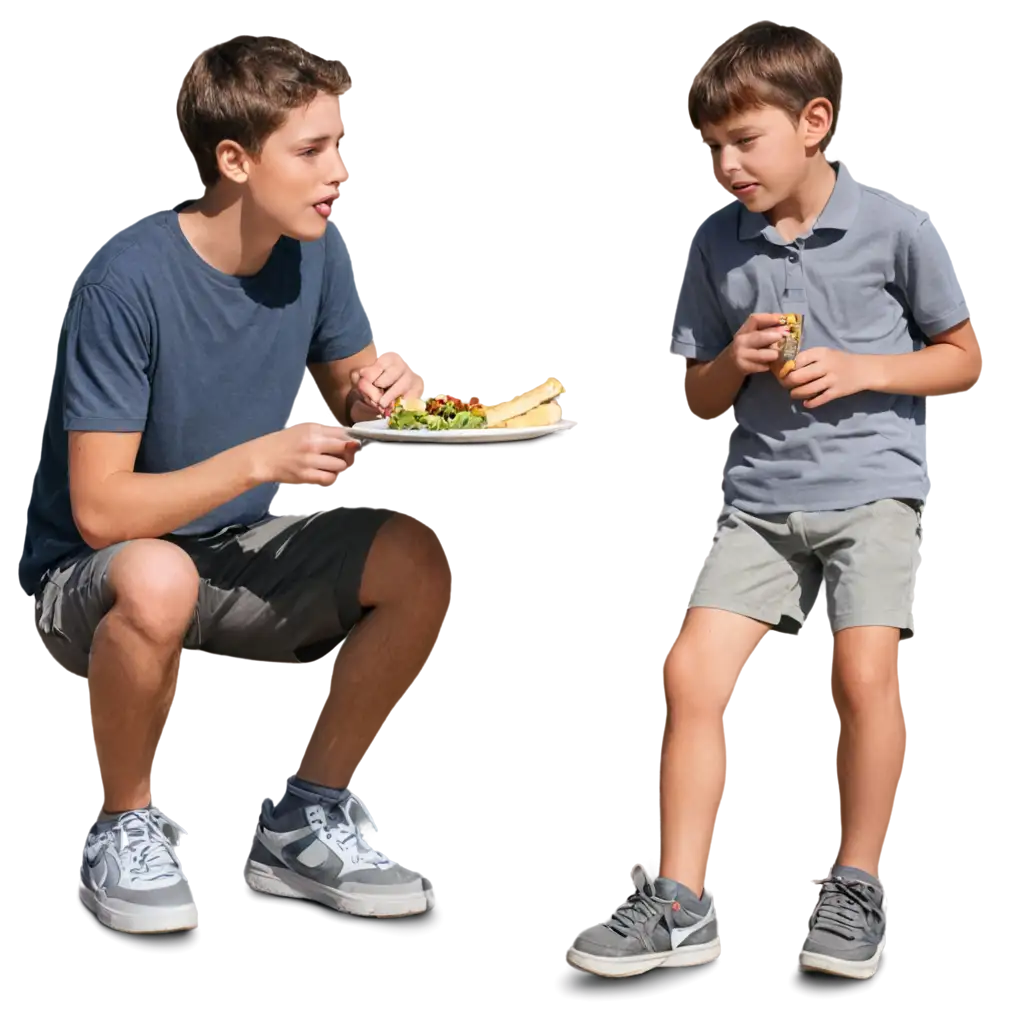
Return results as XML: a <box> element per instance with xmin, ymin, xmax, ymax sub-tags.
<box><xmin>308</xmin><ymin>223</ymin><xmax>374</xmax><ymax>363</ymax></box>
<box><xmin>894</xmin><ymin>215</ymin><xmax>970</xmax><ymax>337</ymax></box>
<box><xmin>63</xmin><ymin>284</ymin><xmax>152</xmax><ymax>432</ymax></box>
<box><xmin>670</xmin><ymin>232</ymin><xmax>733</xmax><ymax>361</ymax></box>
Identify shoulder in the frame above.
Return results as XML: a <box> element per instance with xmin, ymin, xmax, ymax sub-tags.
<box><xmin>72</xmin><ymin>209</ymin><xmax>179</xmax><ymax>308</ymax></box>
<box><xmin>692</xmin><ymin>200</ymin><xmax>743</xmax><ymax>252</ymax></box>
<box><xmin>856</xmin><ymin>181</ymin><xmax>930</xmax><ymax>235</ymax></box>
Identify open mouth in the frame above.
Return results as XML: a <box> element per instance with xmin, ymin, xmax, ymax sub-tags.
<box><xmin>732</xmin><ymin>181</ymin><xmax>759</xmax><ymax>196</ymax></box>
<box><xmin>313</xmin><ymin>195</ymin><xmax>338</xmax><ymax>217</ymax></box>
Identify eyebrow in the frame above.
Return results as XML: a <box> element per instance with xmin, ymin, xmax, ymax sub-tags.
<box><xmin>702</xmin><ymin>126</ymin><xmax>760</xmax><ymax>144</ymax></box>
<box><xmin>296</xmin><ymin>132</ymin><xmax>345</xmax><ymax>146</ymax></box>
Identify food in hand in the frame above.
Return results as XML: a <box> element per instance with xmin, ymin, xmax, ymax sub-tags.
<box><xmin>388</xmin><ymin>377</ymin><xmax>565</xmax><ymax>431</ymax></box>
<box><xmin>772</xmin><ymin>314</ymin><xmax>803</xmax><ymax>380</ymax></box>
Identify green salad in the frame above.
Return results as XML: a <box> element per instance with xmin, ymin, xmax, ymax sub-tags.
<box><xmin>388</xmin><ymin>395</ymin><xmax>486</xmax><ymax>431</ymax></box>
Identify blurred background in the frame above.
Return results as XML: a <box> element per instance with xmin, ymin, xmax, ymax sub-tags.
<box><xmin>2</xmin><ymin>0</ymin><xmax>1024</xmax><ymax>1007</ymax></box>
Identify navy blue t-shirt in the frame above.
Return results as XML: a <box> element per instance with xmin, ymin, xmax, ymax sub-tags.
<box><xmin>19</xmin><ymin>204</ymin><xmax>373</xmax><ymax>595</ymax></box>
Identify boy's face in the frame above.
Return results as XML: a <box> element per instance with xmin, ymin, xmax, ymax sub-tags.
<box><xmin>701</xmin><ymin>104</ymin><xmax>819</xmax><ymax>213</ymax></box>
<box><xmin>237</xmin><ymin>91</ymin><xmax>349</xmax><ymax>241</ymax></box>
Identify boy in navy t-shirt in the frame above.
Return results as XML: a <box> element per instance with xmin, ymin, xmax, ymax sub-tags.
<box><xmin>21</xmin><ymin>35</ymin><xmax>447</xmax><ymax>933</ymax></box>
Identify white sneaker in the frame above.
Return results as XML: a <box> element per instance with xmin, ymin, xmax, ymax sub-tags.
<box><xmin>80</xmin><ymin>807</ymin><xmax>197</xmax><ymax>933</ymax></box>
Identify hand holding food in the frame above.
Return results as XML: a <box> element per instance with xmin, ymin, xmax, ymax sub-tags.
<box><xmin>728</xmin><ymin>314</ymin><xmax>794</xmax><ymax>376</ymax></box>
<box><xmin>350</xmin><ymin>353</ymin><xmax>424</xmax><ymax>415</ymax></box>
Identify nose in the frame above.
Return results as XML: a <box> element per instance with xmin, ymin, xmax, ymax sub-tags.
<box><xmin>330</xmin><ymin>150</ymin><xmax>349</xmax><ymax>186</ymax></box>
<box><xmin>717</xmin><ymin>145</ymin><xmax>741</xmax><ymax>176</ymax></box>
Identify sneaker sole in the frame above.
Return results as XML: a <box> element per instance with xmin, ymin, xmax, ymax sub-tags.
<box><xmin>566</xmin><ymin>938</ymin><xmax>721</xmax><ymax>978</ymax></box>
<box><xmin>79</xmin><ymin>885</ymin><xmax>197</xmax><ymax>934</ymax></box>
<box><xmin>799</xmin><ymin>935</ymin><xmax>885</xmax><ymax>980</ymax></box>
<box><xmin>243</xmin><ymin>859</ymin><xmax>434</xmax><ymax>918</ymax></box>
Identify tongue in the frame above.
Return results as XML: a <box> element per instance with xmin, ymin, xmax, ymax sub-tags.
<box><xmin>315</xmin><ymin>202</ymin><xmax>331</xmax><ymax>216</ymax></box>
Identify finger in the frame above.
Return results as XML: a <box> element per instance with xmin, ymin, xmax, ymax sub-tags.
<box><xmin>317</xmin><ymin>436</ymin><xmax>361</xmax><ymax>455</ymax></box>
<box><xmin>311</xmin><ymin>454</ymin><xmax>352</xmax><ymax>474</ymax></box>
<box><xmin>308</xmin><ymin>469</ymin><xmax>339</xmax><ymax>487</ymax></box>
<box><xmin>747</xmin><ymin>327</ymin><xmax>791</xmax><ymax>349</ymax></box>
<box><xmin>750</xmin><ymin>347</ymin><xmax>782</xmax><ymax>364</ymax></box>
<box><xmin>357</xmin><ymin>378</ymin><xmax>385</xmax><ymax>406</ymax></box>
<box><xmin>781</xmin><ymin>365</ymin><xmax>822</xmax><ymax>387</ymax></box>
<box><xmin>311</xmin><ymin>424</ymin><xmax>354</xmax><ymax>440</ymax></box>
<box><xmin>804</xmin><ymin>388</ymin><xmax>838</xmax><ymax>409</ymax></box>
<box><xmin>793</xmin><ymin>347</ymin><xmax>825</xmax><ymax>368</ymax></box>
<box><xmin>405</xmin><ymin>375</ymin><xmax>425</xmax><ymax>399</ymax></box>
<box><xmin>789</xmin><ymin>377</ymin><xmax>831</xmax><ymax>400</ymax></box>
<box><xmin>369</xmin><ymin>364</ymin><xmax>406</xmax><ymax>392</ymax></box>
<box><xmin>379</xmin><ymin>373</ymin><xmax>414</xmax><ymax>410</ymax></box>
<box><xmin>745</xmin><ymin>313</ymin><xmax>789</xmax><ymax>331</ymax></box>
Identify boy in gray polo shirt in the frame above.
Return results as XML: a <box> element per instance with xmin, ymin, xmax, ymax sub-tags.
<box><xmin>567</xmin><ymin>21</ymin><xmax>981</xmax><ymax>980</ymax></box>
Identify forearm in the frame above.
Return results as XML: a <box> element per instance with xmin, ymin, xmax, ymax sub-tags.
<box><xmin>685</xmin><ymin>347</ymin><xmax>747</xmax><ymax>419</ymax></box>
<box><xmin>73</xmin><ymin>441</ymin><xmax>261</xmax><ymax>548</ymax></box>
<box><xmin>866</xmin><ymin>342</ymin><xmax>982</xmax><ymax>397</ymax></box>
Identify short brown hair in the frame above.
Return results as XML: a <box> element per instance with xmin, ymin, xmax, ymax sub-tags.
<box><xmin>688</xmin><ymin>21</ymin><xmax>842</xmax><ymax>151</ymax></box>
<box><xmin>177</xmin><ymin>35</ymin><xmax>352</xmax><ymax>187</ymax></box>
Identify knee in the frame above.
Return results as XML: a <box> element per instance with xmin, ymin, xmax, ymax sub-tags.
<box><xmin>663</xmin><ymin>643</ymin><xmax>727</xmax><ymax>719</ymax></box>
<box><xmin>832</xmin><ymin>663</ymin><xmax>900</xmax><ymax>718</ymax></box>
<box><xmin>106</xmin><ymin>540</ymin><xmax>199</xmax><ymax>644</ymax></box>
<box><xmin>361</xmin><ymin>513</ymin><xmax>451</xmax><ymax>611</ymax></box>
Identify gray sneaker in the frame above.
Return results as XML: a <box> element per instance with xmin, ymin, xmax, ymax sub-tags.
<box><xmin>80</xmin><ymin>807</ymin><xmax>197</xmax><ymax>934</ymax></box>
<box><xmin>799</xmin><ymin>865</ymin><xmax>886</xmax><ymax>979</ymax></box>
<box><xmin>567</xmin><ymin>865</ymin><xmax>721</xmax><ymax>978</ymax></box>
<box><xmin>243</xmin><ymin>790</ymin><xmax>434</xmax><ymax>918</ymax></box>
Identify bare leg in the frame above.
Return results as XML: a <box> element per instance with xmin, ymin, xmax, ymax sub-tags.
<box><xmin>831</xmin><ymin>626</ymin><xmax>905</xmax><ymax>877</ymax></box>
<box><xmin>297</xmin><ymin>514</ymin><xmax>451</xmax><ymax>789</ymax></box>
<box><xmin>660</xmin><ymin>608</ymin><xmax>771</xmax><ymax>894</ymax></box>
<box><xmin>89</xmin><ymin>540</ymin><xmax>199</xmax><ymax>814</ymax></box>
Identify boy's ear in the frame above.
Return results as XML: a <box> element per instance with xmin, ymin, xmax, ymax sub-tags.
<box><xmin>214</xmin><ymin>139</ymin><xmax>252</xmax><ymax>184</ymax></box>
<box><xmin>801</xmin><ymin>98</ymin><xmax>833</xmax><ymax>149</ymax></box>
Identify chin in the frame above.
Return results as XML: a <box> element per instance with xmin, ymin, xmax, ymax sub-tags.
<box><xmin>281</xmin><ymin>214</ymin><xmax>329</xmax><ymax>243</ymax></box>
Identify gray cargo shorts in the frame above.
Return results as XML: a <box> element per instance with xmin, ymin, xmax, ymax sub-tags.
<box><xmin>33</xmin><ymin>507</ymin><xmax>394</xmax><ymax>678</ymax></box>
<box><xmin>688</xmin><ymin>498</ymin><xmax>924</xmax><ymax>639</ymax></box>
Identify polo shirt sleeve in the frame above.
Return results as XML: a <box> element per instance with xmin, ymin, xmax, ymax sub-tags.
<box><xmin>670</xmin><ymin>232</ymin><xmax>733</xmax><ymax>361</ymax></box>
<box><xmin>308</xmin><ymin>223</ymin><xmax>374</xmax><ymax>363</ymax></box>
<box><xmin>894</xmin><ymin>215</ymin><xmax>970</xmax><ymax>338</ymax></box>
<box><xmin>63</xmin><ymin>284</ymin><xmax>151</xmax><ymax>432</ymax></box>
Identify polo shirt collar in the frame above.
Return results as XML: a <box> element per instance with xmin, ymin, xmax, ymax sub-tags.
<box><xmin>738</xmin><ymin>161</ymin><xmax>861</xmax><ymax>243</ymax></box>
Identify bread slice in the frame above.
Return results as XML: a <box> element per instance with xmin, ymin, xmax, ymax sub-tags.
<box><xmin>475</xmin><ymin>378</ymin><xmax>565</xmax><ymax>427</ymax></box>
<box><xmin>496</xmin><ymin>400</ymin><xmax>562</xmax><ymax>429</ymax></box>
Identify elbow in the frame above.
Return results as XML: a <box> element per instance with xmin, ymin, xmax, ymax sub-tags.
<box><xmin>965</xmin><ymin>351</ymin><xmax>982</xmax><ymax>389</ymax></box>
<box><xmin>72</xmin><ymin>504</ymin><xmax>122</xmax><ymax>551</ymax></box>
<box><xmin>679</xmin><ymin>391</ymin><xmax>729</xmax><ymax>423</ymax></box>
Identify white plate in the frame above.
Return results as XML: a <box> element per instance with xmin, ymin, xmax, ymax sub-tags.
<box><xmin>347</xmin><ymin>419</ymin><xmax>577</xmax><ymax>444</ymax></box>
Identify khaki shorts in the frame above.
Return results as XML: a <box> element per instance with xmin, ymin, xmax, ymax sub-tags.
<box><xmin>688</xmin><ymin>498</ymin><xmax>924</xmax><ymax>638</ymax></box>
<box><xmin>33</xmin><ymin>507</ymin><xmax>394</xmax><ymax>678</ymax></box>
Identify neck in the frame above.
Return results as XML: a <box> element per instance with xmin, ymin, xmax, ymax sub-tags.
<box><xmin>178</xmin><ymin>185</ymin><xmax>281</xmax><ymax>277</ymax></box>
<box><xmin>768</xmin><ymin>153</ymin><xmax>837</xmax><ymax>242</ymax></box>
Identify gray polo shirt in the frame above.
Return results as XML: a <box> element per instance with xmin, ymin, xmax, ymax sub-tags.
<box><xmin>671</xmin><ymin>161</ymin><xmax>969</xmax><ymax>513</ymax></box>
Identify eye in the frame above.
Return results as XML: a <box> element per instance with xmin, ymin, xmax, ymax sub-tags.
<box><xmin>301</xmin><ymin>148</ymin><xmax>318</xmax><ymax>157</ymax></box>
<box><xmin>737</xmin><ymin>137</ymin><xmax>756</xmax><ymax>146</ymax></box>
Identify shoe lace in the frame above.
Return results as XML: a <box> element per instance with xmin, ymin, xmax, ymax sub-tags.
<box><xmin>114</xmin><ymin>809</ymin><xmax>185</xmax><ymax>881</ymax></box>
<box><xmin>608</xmin><ymin>887</ymin><xmax>670</xmax><ymax>938</ymax></box>
<box><xmin>321</xmin><ymin>793</ymin><xmax>390</xmax><ymax>867</ymax></box>
<box><xmin>810</xmin><ymin>876</ymin><xmax>881</xmax><ymax>940</ymax></box>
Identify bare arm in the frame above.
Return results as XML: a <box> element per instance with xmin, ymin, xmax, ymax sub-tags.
<box><xmin>70</xmin><ymin>425</ymin><xmax>358</xmax><ymax>550</ymax></box>
<box><xmin>308</xmin><ymin>343</ymin><xmax>381</xmax><ymax>427</ymax></box>
<box><xmin>684</xmin><ymin>313</ymin><xmax>792</xmax><ymax>419</ymax></box>
<box><xmin>685</xmin><ymin>353</ymin><xmax>747</xmax><ymax>420</ymax></box>
<box><xmin>69</xmin><ymin>432</ymin><xmax>261</xmax><ymax>549</ymax></box>
<box><xmin>864</xmin><ymin>319</ymin><xmax>981</xmax><ymax>396</ymax></box>
<box><xmin>308</xmin><ymin>343</ymin><xmax>425</xmax><ymax>425</ymax></box>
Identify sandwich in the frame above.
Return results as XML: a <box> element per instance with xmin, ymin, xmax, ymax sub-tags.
<box><xmin>772</xmin><ymin>313</ymin><xmax>803</xmax><ymax>380</ymax></box>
